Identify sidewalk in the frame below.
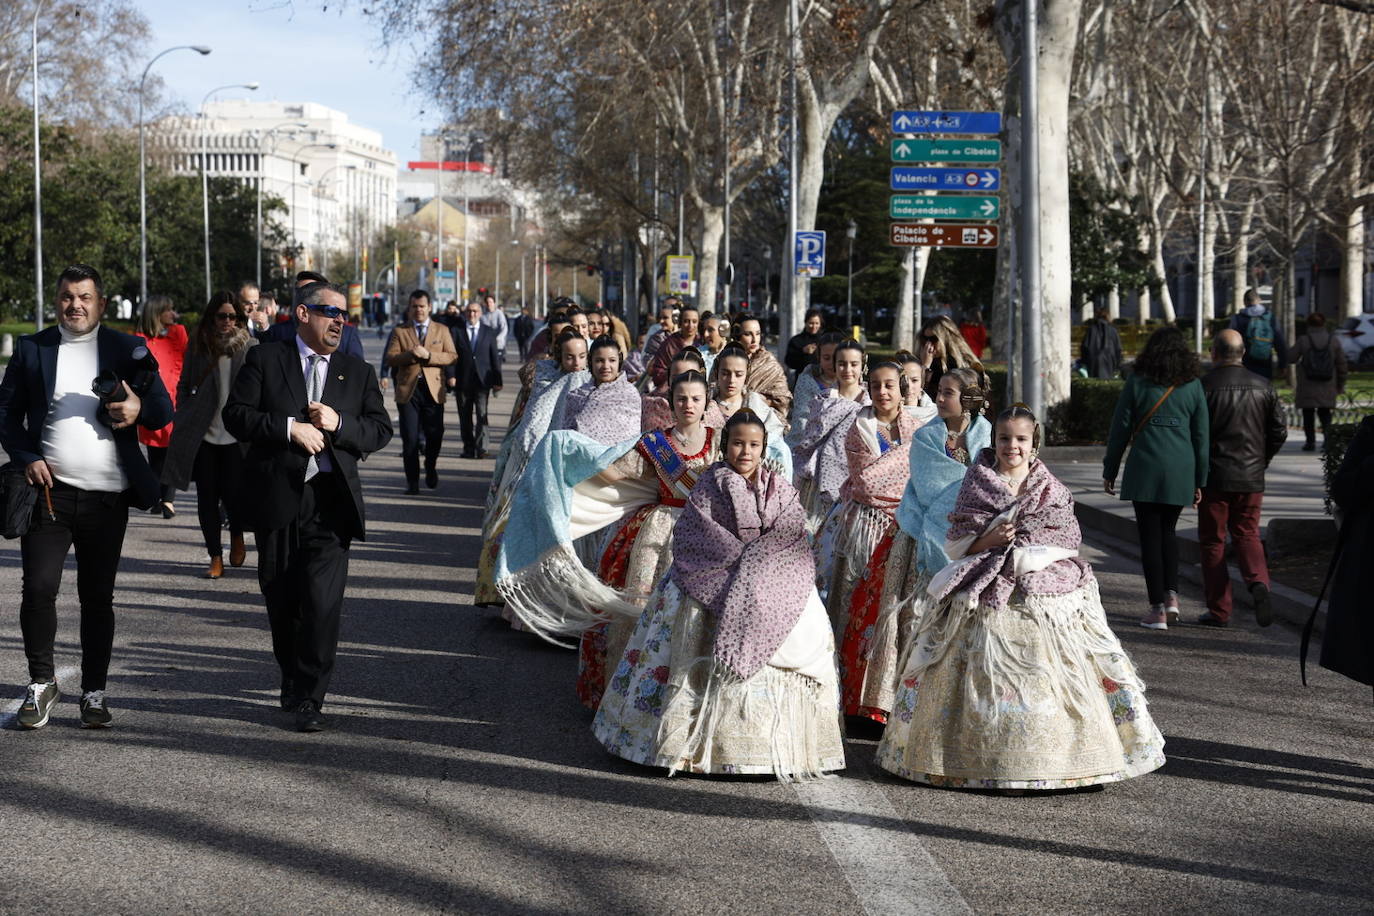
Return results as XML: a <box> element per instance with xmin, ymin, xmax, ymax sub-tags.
<box><xmin>1043</xmin><ymin>439</ymin><xmax>1332</xmax><ymax>631</ymax></box>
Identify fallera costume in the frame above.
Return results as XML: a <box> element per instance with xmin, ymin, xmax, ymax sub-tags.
<box><xmin>792</xmin><ymin>388</ymin><xmax>870</xmax><ymax>536</ymax></box>
<box><xmin>592</xmin><ymin>462</ymin><xmax>844</xmax><ymax>778</ymax></box>
<box><xmin>877</xmin><ymin>451</ymin><xmax>1166</xmax><ymax>789</ymax></box>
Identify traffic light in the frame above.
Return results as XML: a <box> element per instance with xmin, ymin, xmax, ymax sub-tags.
<box><xmin>431</xmin><ymin>257</ymin><xmax>439</xmax><ymax>269</ymax></box>
<box><xmin>586</xmin><ymin>265</ymin><xmax>595</xmax><ymax>276</ymax></box>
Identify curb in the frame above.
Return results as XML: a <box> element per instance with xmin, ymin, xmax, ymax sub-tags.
<box><xmin>1074</xmin><ymin>501</ymin><xmax>1324</xmax><ymax>634</ymax></box>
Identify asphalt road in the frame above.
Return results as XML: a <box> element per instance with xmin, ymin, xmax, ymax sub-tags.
<box><xmin>1</xmin><ymin>337</ymin><xmax>1370</xmax><ymax>915</ymax></box>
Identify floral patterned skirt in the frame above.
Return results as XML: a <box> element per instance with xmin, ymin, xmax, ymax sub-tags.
<box><xmin>593</xmin><ymin>581</ymin><xmax>845</xmax><ymax>778</ymax></box>
<box><xmin>575</xmin><ymin>502</ymin><xmax>677</xmax><ymax>709</ymax></box>
<box><xmin>876</xmin><ymin>579</ymin><xmax>1165</xmax><ymax>790</ymax></box>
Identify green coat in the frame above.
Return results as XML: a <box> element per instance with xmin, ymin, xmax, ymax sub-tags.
<box><xmin>1103</xmin><ymin>374</ymin><xmax>1209</xmax><ymax>506</ymax></box>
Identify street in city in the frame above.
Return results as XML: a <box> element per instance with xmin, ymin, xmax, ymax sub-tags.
<box><xmin>1</xmin><ymin>351</ymin><xmax>1369</xmax><ymax>916</ymax></box>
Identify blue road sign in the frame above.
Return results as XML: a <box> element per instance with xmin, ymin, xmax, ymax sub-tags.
<box><xmin>890</xmin><ymin>167</ymin><xmax>1001</xmax><ymax>192</ymax></box>
<box><xmin>890</xmin><ymin>110</ymin><xmax>1002</xmax><ymax>135</ymax></box>
<box><xmin>794</xmin><ymin>230</ymin><xmax>826</xmax><ymax>278</ymax></box>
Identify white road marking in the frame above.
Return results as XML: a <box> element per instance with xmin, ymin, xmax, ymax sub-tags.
<box><xmin>1</xmin><ymin>665</ymin><xmax>82</xmax><ymax>731</ymax></box>
<box><xmin>794</xmin><ymin>776</ymin><xmax>973</xmax><ymax>916</ymax></box>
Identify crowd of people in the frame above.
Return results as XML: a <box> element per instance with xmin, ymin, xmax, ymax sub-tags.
<box><xmin>479</xmin><ymin>300</ymin><xmax>1166</xmax><ymax>788</ymax></box>
<box><xmin>3</xmin><ymin>270</ymin><xmax>1368</xmax><ymax>782</ymax></box>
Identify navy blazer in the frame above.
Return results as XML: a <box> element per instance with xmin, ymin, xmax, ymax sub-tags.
<box><xmin>0</xmin><ymin>325</ymin><xmax>174</xmax><ymax>510</ymax></box>
<box><xmin>222</xmin><ymin>341</ymin><xmax>392</xmax><ymax>541</ymax></box>
<box><xmin>452</xmin><ymin>322</ymin><xmax>502</xmax><ymax>392</ymax></box>
<box><xmin>262</xmin><ymin>319</ymin><xmax>366</xmax><ymax>362</ymax></box>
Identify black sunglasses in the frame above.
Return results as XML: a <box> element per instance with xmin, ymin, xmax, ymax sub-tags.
<box><xmin>305</xmin><ymin>304</ymin><xmax>348</xmax><ymax>320</ymax></box>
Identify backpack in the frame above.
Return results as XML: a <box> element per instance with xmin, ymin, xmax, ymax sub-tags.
<box><xmin>1301</xmin><ymin>334</ymin><xmax>1335</xmax><ymax>382</ymax></box>
<box><xmin>1245</xmin><ymin>311</ymin><xmax>1274</xmax><ymax>362</ymax></box>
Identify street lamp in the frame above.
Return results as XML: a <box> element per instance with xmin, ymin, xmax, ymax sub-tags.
<box><xmin>139</xmin><ymin>44</ymin><xmax>211</xmax><ymax>309</ymax></box>
<box><xmin>254</xmin><ymin>121</ymin><xmax>308</xmax><ymax>289</ymax></box>
<box><xmin>495</xmin><ymin>239</ymin><xmax>519</xmax><ymax>306</ymax></box>
<box><xmin>201</xmin><ymin>81</ymin><xmax>258</xmax><ymax>301</ymax></box>
<box><xmin>286</xmin><ymin>141</ymin><xmax>337</xmax><ymax>272</ymax></box>
<box><xmin>845</xmin><ymin>219</ymin><xmax>857</xmax><ymax>333</ymax></box>
<box><xmin>313</xmin><ymin>164</ymin><xmax>356</xmax><ymax>277</ymax></box>
<box><xmin>31</xmin><ymin>0</ymin><xmax>51</xmax><ymax>330</ymax></box>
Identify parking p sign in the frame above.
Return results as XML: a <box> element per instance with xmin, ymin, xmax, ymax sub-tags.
<box><xmin>794</xmin><ymin>231</ymin><xmax>826</xmax><ymax>278</ymax></box>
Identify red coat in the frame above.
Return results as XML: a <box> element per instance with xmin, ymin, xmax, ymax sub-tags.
<box><xmin>959</xmin><ymin>321</ymin><xmax>988</xmax><ymax>359</ymax></box>
<box><xmin>135</xmin><ymin>324</ymin><xmax>188</xmax><ymax>449</ymax></box>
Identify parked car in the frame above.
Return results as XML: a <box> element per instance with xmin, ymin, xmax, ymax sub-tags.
<box><xmin>1337</xmin><ymin>314</ymin><xmax>1374</xmax><ymax>369</ymax></box>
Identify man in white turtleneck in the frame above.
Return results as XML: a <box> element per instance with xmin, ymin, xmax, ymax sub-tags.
<box><xmin>0</xmin><ymin>264</ymin><xmax>173</xmax><ymax>731</ymax></box>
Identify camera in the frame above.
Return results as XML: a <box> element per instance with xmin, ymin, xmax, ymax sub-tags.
<box><xmin>91</xmin><ymin>346</ymin><xmax>159</xmax><ymax>427</ymax></box>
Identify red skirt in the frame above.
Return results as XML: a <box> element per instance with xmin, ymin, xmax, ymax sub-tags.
<box><xmin>575</xmin><ymin>504</ymin><xmax>652</xmax><ymax>709</ymax></box>
<box><xmin>838</xmin><ymin>531</ymin><xmax>896</xmax><ymax>724</ymax></box>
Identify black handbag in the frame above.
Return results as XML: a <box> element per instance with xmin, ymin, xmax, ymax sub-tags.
<box><xmin>0</xmin><ymin>462</ymin><xmax>38</xmax><ymax>539</ymax></box>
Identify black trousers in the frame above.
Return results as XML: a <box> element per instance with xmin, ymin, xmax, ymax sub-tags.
<box><xmin>19</xmin><ymin>484</ymin><xmax>129</xmax><ymax>691</ymax></box>
<box><xmin>193</xmin><ymin>441</ymin><xmax>244</xmax><ymax>556</ymax></box>
<box><xmin>1302</xmin><ymin>407</ymin><xmax>1333</xmax><ymax>445</ymax></box>
<box><xmin>1132</xmin><ymin>501</ymin><xmax>1184</xmax><ymax>606</ymax></box>
<box><xmin>256</xmin><ymin>473</ymin><xmax>351</xmax><ymax>709</ymax></box>
<box><xmin>398</xmin><ymin>381</ymin><xmax>444</xmax><ymax>487</ymax></box>
<box><xmin>144</xmin><ymin>445</ymin><xmax>176</xmax><ymax>504</ymax></box>
<box><xmin>458</xmin><ymin>386</ymin><xmax>491</xmax><ymax>455</ymax></box>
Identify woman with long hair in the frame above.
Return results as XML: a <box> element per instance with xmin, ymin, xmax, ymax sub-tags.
<box><xmin>788</xmin><ymin>331</ymin><xmax>845</xmax><ymax>447</ymax></box>
<box><xmin>134</xmin><ymin>294</ymin><xmax>188</xmax><ymax>519</ymax></box>
<box><xmin>731</xmin><ymin>315</ymin><xmax>791</xmax><ymax>425</ymax></box>
<box><xmin>1102</xmin><ymin>325</ymin><xmax>1209</xmax><ymax>630</ymax></box>
<box><xmin>792</xmin><ymin>339</ymin><xmax>869</xmax><ymax>533</ymax></box>
<box><xmin>162</xmin><ymin>291</ymin><xmax>258</xmax><ymax>579</ymax></box>
<box><xmin>917</xmin><ymin>315</ymin><xmax>989</xmax><ymax>403</ymax></box>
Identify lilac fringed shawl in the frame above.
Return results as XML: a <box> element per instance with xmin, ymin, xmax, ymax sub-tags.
<box><xmin>670</xmin><ymin>463</ymin><xmax>815</xmax><ymax>680</ymax></box>
<box><xmin>932</xmin><ymin>450</ymin><xmax>1092</xmax><ymax>610</ymax></box>
<box><xmin>559</xmin><ymin>375</ymin><xmax>643</xmax><ymax>445</ymax></box>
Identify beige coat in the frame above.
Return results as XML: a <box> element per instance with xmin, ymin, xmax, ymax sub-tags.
<box><xmin>386</xmin><ymin>321</ymin><xmax>458</xmax><ymax>404</ymax></box>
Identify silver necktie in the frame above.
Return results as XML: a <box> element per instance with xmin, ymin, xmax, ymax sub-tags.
<box><xmin>305</xmin><ymin>354</ymin><xmax>322</xmax><ymax>481</ymax></box>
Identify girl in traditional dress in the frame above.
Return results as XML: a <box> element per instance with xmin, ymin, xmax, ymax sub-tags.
<box><xmin>642</xmin><ymin>349</ymin><xmax>726</xmax><ymax>433</ymax></box>
<box><xmin>823</xmin><ymin>363</ymin><xmax>919</xmax><ymax>724</ymax></box>
<box><xmin>710</xmin><ymin>346</ymin><xmax>790</xmax><ymax>472</ymax></box>
<box><xmin>555</xmin><ymin>336</ymin><xmax>644</xmax><ymax>445</ymax></box>
<box><xmin>475</xmin><ymin>329</ymin><xmax>591</xmax><ymax>610</ymax></box>
<box><xmin>732</xmin><ymin>316</ymin><xmax>791</xmax><ymax>424</ymax></box>
<box><xmin>593</xmin><ymin>409</ymin><xmax>845</xmax><ymax>779</ymax></box>
<box><xmin>511</xmin><ymin>311</ymin><xmax>573</xmax><ymax>425</ymax></box>
<box><xmin>787</xmin><ymin>332</ymin><xmax>844</xmax><ymax>448</ymax></box>
<box><xmin>877</xmin><ymin>407</ymin><xmax>1166</xmax><ymax>791</ymax></box>
<box><xmin>896</xmin><ymin>350</ymin><xmax>938</xmax><ymax>427</ymax></box>
<box><xmin>793</xmin><ymin>338</ymin><xmax>869</xmax><ymax>533</ymax></box>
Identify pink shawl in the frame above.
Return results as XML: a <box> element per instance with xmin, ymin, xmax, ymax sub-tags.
<box><xmin>793</xmin><ymin>390</ymin><xmax>870</xmax><ymax>502</ymax></box>
<box><xmin>670</xmin><ymin>462</ymin><xmax>815</xmax><ymax>680</ymax></box>
<box><xmin>746</xmin><ymin>348</ymin><xmax>792</xmax><ymax>423</ymax></box>
<box><xmin>840</xmin><ymin>408</ymin><xmax>919</xmax><ymax>516</ymax></box>
<box><xmin>933</xmin><ymin>450</ymin><xmax>1092</xmax><ymax>610</ymax></box>
<box><xmin>560</xmin><ymin>375</ymin><xmax>643</xmax><ymax>444</ymax></box>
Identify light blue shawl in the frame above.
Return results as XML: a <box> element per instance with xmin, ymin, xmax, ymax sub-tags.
<box><xmin>895</xmin><ymin>415</ymin><xmax>992</xmax><ymax>576</ymax></box>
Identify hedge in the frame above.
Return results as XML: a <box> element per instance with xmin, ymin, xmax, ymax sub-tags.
<box><xmin>1322</xmin><ymin>423</ymin><xmax>1361</xmax><ymax>515</ymax></box>
<box><xmin>980</xmin><ymin>366</ymin><xmax>1124</xmax><ymax>445</ymax></box>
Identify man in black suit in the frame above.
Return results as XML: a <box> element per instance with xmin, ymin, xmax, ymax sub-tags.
<box><xmin>451</xmin><ymin>300</ymin><xmax>502</xmax><ymax>458</ymax></box>
<box><xmin>224</xmin><ymin>282</ymin><xmax>392</xmax><ymax>732</ymax></box>
<box><xmin>0</xmin><ymin>264</ymin><xmax>173</xmax><ymax>729</ymax></box>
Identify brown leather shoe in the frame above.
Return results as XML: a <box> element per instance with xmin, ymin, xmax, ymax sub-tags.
<box><xmin>229</xmin><ymin>533</ymin><xmax>246</xmax><ymax>568</ymax></box>
<box><xmin>205</xmin><ymin>555</ymin><xmax>224</xmax><ymax>579</ymax></box>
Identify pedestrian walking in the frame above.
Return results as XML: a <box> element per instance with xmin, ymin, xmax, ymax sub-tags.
<box><xmin>1227</xmin><ymin>288</ymin><xmax>1289</xmax><ymax>380</ymax></box>
<box><xmin>452</xmin><ymin>299</ymin><xmax>503</xmax><ymax>458</ymax></box>
<box><xmin>386</xmin><ymin>290</ymin><xmax>457</xmax><ymax>494</ymax></box>
<box><xmin>785</xmin><ymin>308</ymin><xmax>824</xmax><ymax>378</ymax></box>
<box><xmin>514</xmin><ymin>305</ymin><xmax>536</xmax><ymax>362</ymax></box>
<box><xmin>238</xmin><ymin>281</ymin><xmax>271</xmax><ymax>339</ymax></box>
<box><xmin>0</xmin><ymin>264</ymin><xmax>173</xmax><ymax>729</ymax></box>
<box><xmin>481</xmin><ymin>293</ymin><xmax>509</xmax><ymax>363</ymax></box>
<box><xmin>262</xmin><ymin>271</ymin><xmax>366</xmax><ymax>361</ymax></box>
<box><xmin>646</xmin><ymin>304</ymin><xmax>700</xmax><ymax>394</ymax></box>
<box><xmin>916</xmin><ymin>315</ymin><xmax>988</xmax><ymax>403</ymax></box>
<box><xmin>1103</xmin><ymin>326</ymin><xmax>1209</xmax><ymax>630</ymax></box>
<box><xmin>134</xmin><ymin>293</ymin><xmax>187</xmax><ymax>519</ymax></box>
<box><xmin>958</xmin><ymin>309</ymin><xmax>989</xmax><ymax>360</ymax></box>
<box><xmin>1080</xmin><ymin>308</ymin><xmax>1123</xmax><ymax>379</ymax></box>
<box><xmin>1195</xmin><ymin>329</ymin><xmax>1287</xmax><ymax>628</ymax></box>
<box><xmin>1314</xmin><ymin>414</ymin><xmax>1374</xmax><ymax>687</ymax></box>
<box><xmin>222</xmin><ymin>282</ymin><xmax>392</xmax><ymax>732</ymax></box>
<box><xmin>1293</xmin><ymin>312</ymin><xmax>1348</xmax><ymax>452</ymax></box>
<box><xmin>643</xmin><ymin>299</ymin><xmax>680</xmax><ymax>368</ymax></box>
<box><xmin>733</xmin><ymin>315</ymin><xmax>791</xmax><ymax>425</ymax></box>
<box><xmin>162</xmin><ymin>292</ymin><xmax>258</xmax><ymax>580</ymax></box>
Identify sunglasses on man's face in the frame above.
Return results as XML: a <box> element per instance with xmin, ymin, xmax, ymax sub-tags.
<box><xmin>305</xmin><ymin>304</ymin><xmax>348</xmax><ymax>320</ymax></box>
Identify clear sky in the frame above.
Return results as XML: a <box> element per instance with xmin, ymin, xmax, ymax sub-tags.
<box><xmin>133</xmin><ymin>0</ymin><xmax>436</xmax><ymax>160</ymax></box>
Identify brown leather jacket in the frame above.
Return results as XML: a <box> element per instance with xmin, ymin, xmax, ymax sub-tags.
<box><xmin>1201</xmin><ymin>364</ymin><xmax>1287</xmax><ymax>492</ymax></box>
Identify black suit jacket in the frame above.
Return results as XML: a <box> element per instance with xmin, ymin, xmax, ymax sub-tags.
<box><xmin>451</xmin><ymin>322</ymin><xmax>502</xmax><ymax>392</ymax></box>
<box><xmin>0</xmin><ymin>325</ymin><xmax>173</xmax><ymax>509</ymax></box>
<box><xmin>223</xmin><ymin>341</ymin><xmax>392</xmax><ymax>540</ymax></box>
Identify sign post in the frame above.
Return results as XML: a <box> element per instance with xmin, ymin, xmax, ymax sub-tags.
<box><xmin>794</xmin><ymin>230</ymin><xmax>826</xmax><ymax>278</ymax></box>
<box><xmin>665</xmin><ymin>255</ymin><xmax>694</xmax><ymax>297</ymax></box>
<box><xmin>890</xmin><ymin>223</ymin><xmax>999</xmax><ymax>248</ymax></box>
<box><xmin>890</xmin><ymin>138</ymin><xmax>1002</xmax><ymax>163</ymax></box>
<box><xmin>890</xmin><ymin>195</ymin><xmax>1000</xmax><ymax>221</ymax></box>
